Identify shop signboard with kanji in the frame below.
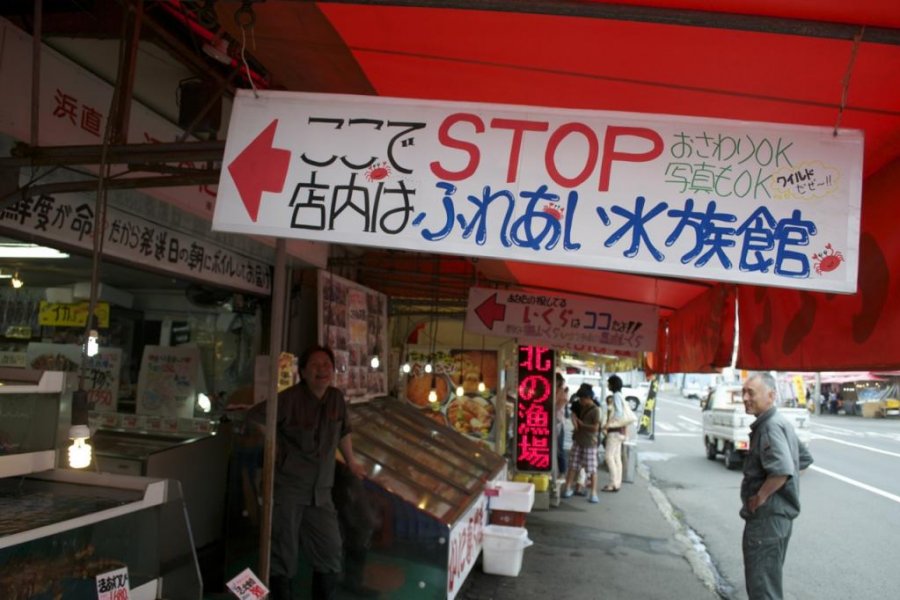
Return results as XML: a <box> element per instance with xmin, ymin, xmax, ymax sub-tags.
<box><xmin>465</xmin><ymin>286</ymin><xmax>657</xmax><ymax>354</ymax></box>
<box><xmin>515</xmin><ymin>345</ymin><xmax>554</xmax><ymax>472</ymax></box>
<box><xmin>214</xmin><ymin>90</ymin><xmax>863</xmax><ymax>293</ymax></box>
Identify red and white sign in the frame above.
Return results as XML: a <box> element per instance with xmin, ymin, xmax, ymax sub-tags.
<box><xmin>447</xmin><ymin>494</ymin><xmax>488</xmax><ymax>600</ymax></box>
<box><xmin>96</xmin><ymin>567</ymin><xmax>129</xmax><ymax>600</ymax></box>
<box><xmin>213</xmin><ymin>90</ymin><xmax>863</xmax><ymax>293</ymax></box>
<box><xmin>226</xmin><ymin>568</ymin><xmax>268</xmax><ymax>600</ymax></box>
<box><xmin>465</xmin><ymin>287</ymin><xmax>657</xmax><ymax>353</ymax></box>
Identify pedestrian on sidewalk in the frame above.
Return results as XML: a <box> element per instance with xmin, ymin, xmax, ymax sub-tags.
<box><xmin>563</xmin><ymin>384</ymin><xmax>601</xmax><ymax>503</ymax></box>
<box><xmin>555</xmin><ymin>373</ymin><xmax>569</xmax><ymax>476</ymax></box>
<box><xmin>740</xmin><ymin>372</ymin><xmax>814</xmax><ymax>600</ymax></box>
<box><xmin>601</xmin><ymin>375</ymin><xmax>627</xmax><ymax>492</ymax></box>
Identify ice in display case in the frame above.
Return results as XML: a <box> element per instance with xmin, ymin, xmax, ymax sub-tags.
<box><xmin>0</xmin><ymin>471</ymin><xmax>200</xmax><ymax>599</ymax></box>
<box><xmin>347</xmin><ymin>397</ymin><xmax>507</xmax><ymax>599</ymax></box>
<box><xmin>0</xmin><ymin>369</ymin><xmax>202</xmax><ymax>599</ymax></box>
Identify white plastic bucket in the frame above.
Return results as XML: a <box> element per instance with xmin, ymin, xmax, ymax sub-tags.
<box><xmin>482</xmin><ymin>525</ymin><xmax>534</xmax><ymax>577</ymax></box>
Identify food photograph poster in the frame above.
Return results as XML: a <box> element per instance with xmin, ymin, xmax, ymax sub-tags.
<box><xmin>403</xmin><ymin>346</ymin><xmax>499</xmax><ymax>449</ymax></box>
<box><xmin>318</xmin><ymin>270</ymin><xmax>388</xmax><ymax>402</ymax></box>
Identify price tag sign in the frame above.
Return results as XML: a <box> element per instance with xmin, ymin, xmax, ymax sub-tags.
<box><xmin>226</xmin><ymin>567</ymin><xmax>269</xmax><ymax>600</ymax></box>
<box><xmin>96</xmin><ymin>566</ymin><xmax>129</xmax><ymax>600</ymax></box>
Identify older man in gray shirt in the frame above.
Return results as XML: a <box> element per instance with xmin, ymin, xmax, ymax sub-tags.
<box><xmin>740</xmin><ymin>372</ymin><xmax>814</xmax><ymax>600</ymax></box>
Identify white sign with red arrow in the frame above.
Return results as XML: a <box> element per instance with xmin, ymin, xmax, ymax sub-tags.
<box><xmin>464</xmin><ymin>287</ymin><xmax>658</xmax><ymax>354</ymax></box>
<box><xmin>212</xmin><ymin>90</ymin><xmax>862</xmax><ymax>293</ymax></box>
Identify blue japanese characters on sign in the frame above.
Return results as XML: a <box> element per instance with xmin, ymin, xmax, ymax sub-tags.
<box><xmin>214</xmin><ymin>92</ymin><xmax>863</xmax><ymax>293</ymax></box>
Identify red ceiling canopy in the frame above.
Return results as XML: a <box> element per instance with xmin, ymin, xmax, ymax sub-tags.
<box><xmin>209</xmin><ymin>1</ymin><xmax>900</xmax><ymax>371</ymax></box>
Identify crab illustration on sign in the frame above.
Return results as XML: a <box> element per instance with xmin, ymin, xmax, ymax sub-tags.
<box><xmin>811</xmin><ymin>243</ymin><xmax>844</xmax><ymax>275</ymax></box>
<box><xmin>365</xmin><ymin>161</ymin><xmax>392</xmax><ymax>182</ymax></box>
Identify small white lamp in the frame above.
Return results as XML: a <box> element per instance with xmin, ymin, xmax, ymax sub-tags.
<box><xmin>197</xmin><ymin>392</ymin><xmax>212</xmax><ymax>413</ymax></box>
<box><xmin>67</xmin><ymin>425</ymin><xmax>92</xmax><ymax>469</ymax></box>
<box><xmin>86</xmin><ymin>329</ymin><xmax>99</xmax><ymax>358</ymax></box>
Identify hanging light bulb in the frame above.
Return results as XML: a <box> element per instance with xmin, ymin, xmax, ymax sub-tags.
<box><xmin>10</xmin><ymin>272</ymin><xmax>23</xmax><ymax>289</ymax></box>
<box><xmin>86</xmin><ymin>329</ymin><xmax>99</xmax><ymax>358</ymax></box>
<box><xmin>67</xmin><ymin>425</ymin><xmax>92</xmax><ymax>469</ymax></box>
<box><xmin>477</xmin><ymin>334</ymin><xmax>487</xmax><ymax>393</ymax></box>
<box><xmin>197</xmin><ymin>392</ymin><xmax>212</xmax><ymax>413</ymax></box>
<box><xmin>427</xmin><ymin>374</ymin><xmax>438</xmax><ymax>403</ymax></box>
<box><xmin>455</xmin><ymin>319</ymin><xmax>466</xmax><ymax>398</ymax></box>
<box><xmin>401</xmin><ymin>362</ymin><xmax>411</xmax><ymax>374</ymax></box>
<box><xmin>370</xmin><ymin>353</ymin><xmax>380</xmax><ymax>369</ymax></box>
<box><xmin>424</xmin><ymin>361</ymin><xmax>433</xmax><ymax>374</ymax></box>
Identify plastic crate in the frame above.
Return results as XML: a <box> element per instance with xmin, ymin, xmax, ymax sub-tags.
<box><xmin>487</xmin><ymin>481</ymin><xmax>535</xmax><ymax>512</ymax></box>
<box><xmin>482</xmin><ymin>525</ymin><xmax>533</xmax><ymax>576</ymax></box>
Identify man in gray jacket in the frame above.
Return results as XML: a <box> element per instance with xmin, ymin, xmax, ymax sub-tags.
<box><xmin>740</xmin><ymin>372</ymin><xmax>814</xmax><ymax>600</ymax></box>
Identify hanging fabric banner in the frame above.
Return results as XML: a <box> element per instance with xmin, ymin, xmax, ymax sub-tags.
<box><xmin>661</xmin><ymin>284</ymin><xmax>736</xmax><ymax>373</ymax></box>
<box><xmin>213</xmin><ymin>90</ymin><xmax>863</xmax><ymax>293</ymax></box>
<box><xmin>737</xmin><ymin>159</ymin><xmax>900</xmax><ymax>370</ymax></box>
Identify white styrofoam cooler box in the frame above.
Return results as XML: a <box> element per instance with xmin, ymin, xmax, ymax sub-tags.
<box><xmin>487</xmin><ymin>481</ymin><xmax>535</xmax><ymax>512</ymax></box>
<box><xmin>482</xmin><ymin>525</ymin><xmax>534</xmax><ymax>577</ymax></box>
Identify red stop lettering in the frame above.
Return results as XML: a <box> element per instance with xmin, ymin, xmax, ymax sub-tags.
<box><xmin>545</xmin><ymin>122</ymin><xmax>598</xmax><ymax>187</ymax></box>
<box><xmin>599</xmin><ymin>126</ymin><xmax>664</xmax><ymax>191</ymax></box>
<box><xmin>429</xmin><ymin>113</ymin><xmax>484</xmax><ymax>180</ymax></box>
<box><xmin>490</xmin><ymin>118</ymin><xmax>549</xmax><ymax>182</ymax></box>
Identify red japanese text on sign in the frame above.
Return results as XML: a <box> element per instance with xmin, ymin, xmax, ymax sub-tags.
<box><xmin>515</xmin><ymin>345</ymin><xmax>555</xmax><ymax>472</ymax></box>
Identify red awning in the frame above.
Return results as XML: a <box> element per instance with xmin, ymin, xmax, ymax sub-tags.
<box><xmin>737</xmin><ymin>157</ymin><xmax>900</xmax><ymax>370</ymax></box>
<box><xmin>207</xmin><ymin>1</ymin><xmax>900</xmax><ymax>371</ymax></box>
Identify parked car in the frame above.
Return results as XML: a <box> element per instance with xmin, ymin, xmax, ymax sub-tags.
<box><xmin>701</xmin><ymin>384</ymin><xmax>811</xmax><ymax>470</ymax></box>
<box><xmin>682</xmin><ymin>381</ymin><xmax>709</xmax><ymax>400</ymax></box>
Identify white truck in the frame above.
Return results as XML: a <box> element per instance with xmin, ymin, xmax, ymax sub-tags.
<box><xmin>702</xmin><ymin>384</ymin><xmax>811</xmax><ymax>470</ymax></box>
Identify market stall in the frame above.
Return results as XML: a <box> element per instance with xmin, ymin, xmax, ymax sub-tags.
<box><xmin>347</xmin><ymin>398</ymin><xmax>507</xmax><ymax>599</ymax></box>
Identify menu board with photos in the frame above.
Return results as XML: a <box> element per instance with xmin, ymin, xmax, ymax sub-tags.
<box><xmin>402</xmin><ymin>346</ymin><xmax>498</xmax><ymax>448</ymax></box>
<box><xmin>317</xmin><ymin>271</ymin><xmax>387</xmax><ymax>402</ymax></box>
<box><xmin>25</xmin><ymin>342</ymin><xmax>121</xmax><ymax>413</ymax></box>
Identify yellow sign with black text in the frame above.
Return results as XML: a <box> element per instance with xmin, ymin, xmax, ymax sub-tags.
<box><xmin>38</xmin><ymin>301</ymin><xmax>110</xmax><ymax>328</ymax></box>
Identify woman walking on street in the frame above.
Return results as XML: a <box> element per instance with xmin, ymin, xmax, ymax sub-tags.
<box><xmin>602</xmin><ymin>375</ymin><xmax>627</xmax><ymax>492</ymax></box>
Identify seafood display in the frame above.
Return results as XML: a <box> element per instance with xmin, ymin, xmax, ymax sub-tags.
<box><xmin>445</xmin><ymin>395</ymin><xmax>495</xmax><ymax>438</ymax></box>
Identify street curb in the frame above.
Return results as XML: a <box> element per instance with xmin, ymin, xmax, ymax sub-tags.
<box><xmin>638</xmin><ymin>462</ymin><xmax>724</xmax><ymax>596</ymax></box>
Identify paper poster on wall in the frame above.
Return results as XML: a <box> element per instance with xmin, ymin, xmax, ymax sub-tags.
<box><xmin>25</xmin><ymin>343</ymin><xmax>121</xmax><ymax>412</ymax></box>
<box><xmin>318</xmin><ymin>271</ymin><xmax>387</xmax><ymax>402</ymax></box>
<box><xmin>403</xmin><ymin>346</ymin><xmax>498</xmax><ymax>448</ymax></box>
<box><xmin>136</xmin><ymin>345</ymin><xmax>204</xmax><ymax>418</ymax></box>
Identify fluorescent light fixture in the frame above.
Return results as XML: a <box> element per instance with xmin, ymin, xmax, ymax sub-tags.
<box><xmin>0</xmin><ymin>243</ymin><xmax>69</xmax><ymax>259</ymax></box>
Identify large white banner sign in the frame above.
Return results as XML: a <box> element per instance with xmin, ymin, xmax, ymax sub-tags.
<box><xmin>465</xmin><ymin>287</ymin><xmax>657</xmax><ymax>353</ymax></box>
<box><xmin>213</xmin><ymin>91</ymin><xmax>863</xmax><ymax>292</ymax></box>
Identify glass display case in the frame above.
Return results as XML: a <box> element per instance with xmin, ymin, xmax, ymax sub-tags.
<box><xmin>0</xmin><ymin>369</ymin><xmax>202</xmax><ymax>599</ymax></box>
<box><xmin>0</xmin><ymin>470</ymin><xmax>200</xmax><ymax>600</ymax></box>
<box><xmin>347</xmin><ymin>397</ymin><xmax>506</xmax><ymax>599</ymax></box>
<box><xmin>92</xmin><ymin>428</ymin><xmax>231</xmax><ymax>549</ymax></box>
<box><xmin>0</xmin><ymin>369</ymin><xmax>69</xmax><ymax>478</ymax></box>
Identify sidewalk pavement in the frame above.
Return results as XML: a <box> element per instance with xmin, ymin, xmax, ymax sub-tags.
<box><xmin>459</xmin><ymin>463</ymin><xmax>722</xmax><ymax>600</ymax></box>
